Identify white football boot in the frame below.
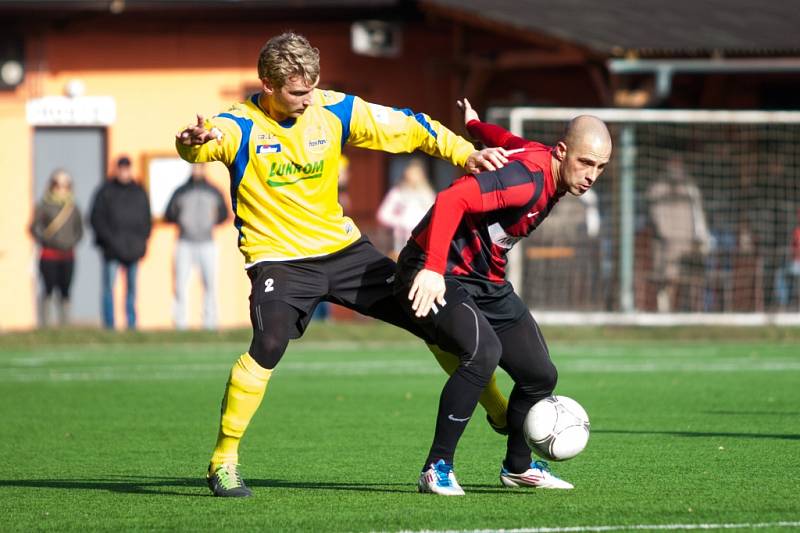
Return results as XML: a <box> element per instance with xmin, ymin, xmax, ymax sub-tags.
<box><xmin>500</xmin><ymin>460</ymin><xmax>574</xmax><ymax>489</ymax></box>
<box><xmin>418</xmin><ymin>459</ymin><xmax>465</xmax><ymax>496</ymax></box>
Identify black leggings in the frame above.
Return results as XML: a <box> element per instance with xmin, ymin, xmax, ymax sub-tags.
<box><xmin>248</xmin><ymin>301</ymin><xmax>300</xmax><ymax>369</ymax></box>
<box><xmin>39</xmin><ymin>258</ymin><xmax>74</xmax><ymax>299</ymax></box>
<box><xmin>247</xmin><ymin>298</ymin><xmax>421</xmax><ymax>369</ymax></box>
<box><xmin>497</xmin><ymin>312</ymin><xmax>558</xmax><ymax>472</ymax></box>
<box><xmin>423</xmin><ymin>297</ymin><xmax>502</xmax><ymax>466</ymax></box>
<box><xmin>249</xmin><ymin>285</ymin><xmax>557</xmax><ymax>472</ymax></box>
<box><xmin>414</xmin><ymin>282</ymin><xmax>557</xmax><ymax>470</ymax></box>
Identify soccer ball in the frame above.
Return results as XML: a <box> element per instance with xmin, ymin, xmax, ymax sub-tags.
<box><xmin>523</xmin><ymin>395</ymin><xmax>590</xmax><ymax>461</ymax></box>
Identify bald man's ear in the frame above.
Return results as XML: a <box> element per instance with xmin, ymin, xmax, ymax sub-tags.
<box><xmin>554</xmin><ymin>141</ymin><xmax>567</xmax><ymax>161</ymax></box>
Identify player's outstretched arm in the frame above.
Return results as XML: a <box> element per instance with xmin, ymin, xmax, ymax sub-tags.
<box><xmin>459</xmin><ymin>98</ymin><xmax>528</xmax><ymax>152</ymax></box>
<box><xmin>175</xmin><ymin>113</ymin><xmax>236</xmax><ymax>165</ymax></box>
<box><xmin>176</xmin><ymin>114</ymin><xmax>223</xmax><ymax>146</ymax></box>
<box><xmin>459</xmin><ymin>100</ymin><xmax>511</xmax><ymax>172</ymax></box>
<box><xmin>464</xmin><ymin>147</ymin><xmax>510</xmax><ymax>174</ymax></box>
<box><xmin>457</xmin><ymin>98</ymin><xmax>480</xmax><ymax>126</ymax></box>
<box><xmin>347</xmin><ymin>95</ymin><xmax>508</xmax><ymax>174</ymax></box>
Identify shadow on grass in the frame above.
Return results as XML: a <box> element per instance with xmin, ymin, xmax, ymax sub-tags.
<box><xmin>0</xmin><ymin>476</ymin><xmax>430</xmax><ymax>496</ymax></box>
<box><xmin>247</xmin><ymin>478</ymin><xmax>410</xmax><ymax>494</ymax></box>
<box><xmin>247</xmin><ymin>481</ymin><xmax>526</xmax><ymax>496</ymax></box>
<box><xmin>595</xmin><ymin>429</ymin><xmax>800</xmax><ymax>440</ymax></box>
<box><xmin>0</xmin><ymin>477</ymin><xmax>203</xmax><ymax>497</ymax></box>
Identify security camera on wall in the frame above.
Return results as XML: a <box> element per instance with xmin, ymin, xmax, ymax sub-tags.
<box><xmin>351</xmin><ymin>20</ymin><xmax>402</xmax><ymax>58</ymax></box>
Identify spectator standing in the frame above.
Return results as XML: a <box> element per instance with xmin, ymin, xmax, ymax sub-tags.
<box><xmin>747</xmin><ymin>160</ymin><xmax>795</xmax><ymax>309</ymax></box>
<box><xmin>789</xmin><ymin>209</ymin><xmax>800</xmax><ymax>308</ymax></box>
<box><xmin>647</xmin><ymin>155</ymin><xmax>711</xmax><ymax>312</ymax></box>
<box><xmin>376</xmin><ymin>158</ymin><xmax>436</xmax><ymax>259</ymax></box>
<box><xmin>89</xmin><ymin>156</ymin><xmax>151</xmax><ymax>329</ymax></box>
<box><xmin>165</xmin><ymin>163</ymin><xmax>228</xmax><ymax>330</ymax></box>
<box><xmin>30</xmin><ymin>169</ymin><xmax>83</xmax><ymax>326</ymax></box>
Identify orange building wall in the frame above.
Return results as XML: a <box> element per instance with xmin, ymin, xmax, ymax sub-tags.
<box><xmin>0</xmin><ymin>80</ymin><xmax>35</xmax><ymax>331</ymax></box>
<box><xmin>0</xmin><ymin>18</ymin><xmax>459</xmax><ymax>331</ymax></box>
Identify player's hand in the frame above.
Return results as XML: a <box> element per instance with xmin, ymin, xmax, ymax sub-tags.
<box><xmin>457</xmin><ymin>98</ymin><xmax>480</xmax><ymax>125</ymax></box>
<box><xmin>408</xmin><ymin>269</ymin><xmax>446</xmax><ymax>318</ymax></box>
<box><xmin>176</xmin><ymin>114</ymin><xmax>223</xmax><ymax>146</ymax></box>
<box><xmin>465</xmin><ymin>147</ymin><xmax>510</xmax><ymax>174</ymax></box>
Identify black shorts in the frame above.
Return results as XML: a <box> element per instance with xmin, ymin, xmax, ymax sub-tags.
<box><xmin>247</xmin><ymin>236</ymin><xmax>429</xmax><ymax>340</ymax></box>
<box><xmin>394</xmin><ymin>243</ymin><xmax>529</xmax><ymax>333</ymax></box>
<box><xmin>451</xmin><ymin>277</ymin><xmax>529</xmax><ymax>333</ymax></box>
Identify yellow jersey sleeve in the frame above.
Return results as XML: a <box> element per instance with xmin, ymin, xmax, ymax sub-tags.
<box><xmin>175</xmin><ymin>113</ymin><xmax>243</xmax><ymax>166</ymax></box>
<box><xmin>172</xmin><ymin>91</ymin><xmax>474</xmax><ymax>266</ymax></box>
<box><xmin>346</xmin><ymin>96</ymin><xmax>475</xmax><ymax>168</ymax></box>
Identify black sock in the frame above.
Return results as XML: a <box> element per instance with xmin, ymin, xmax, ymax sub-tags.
<box><xmin>423</xmin><ymin>370</ymin><xmax>483</xmax><ymax>469</ymax></box>
<box><xmin>504</xmin><ymin>430</ymin><xmax>534</xmax><ymax>474</ymax></box>
<box><xmin>504</xmin><ymin>388</ymin><xmax>534</xmax><ymax>474</ymax></box>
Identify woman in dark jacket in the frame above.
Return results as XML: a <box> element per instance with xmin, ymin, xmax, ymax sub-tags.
<box><xmin>31</xmin><ymin>169</ymin><xmax>83</xmax><ymax>326</ymax></box>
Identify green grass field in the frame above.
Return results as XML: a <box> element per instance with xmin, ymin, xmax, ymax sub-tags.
<box><xmin>2</xmin><ymin>323</ymin><xmax>799</xmax><ymax>532</ymax></box>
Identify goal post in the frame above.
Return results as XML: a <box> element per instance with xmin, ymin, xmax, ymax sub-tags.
<box><xmin>486</xmin><ymin>106</ymin><xmax>800</xmax><ymax>325</ymax></box>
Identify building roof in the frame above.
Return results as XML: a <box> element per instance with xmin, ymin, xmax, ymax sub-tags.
<box><xmin>0</xmin><ymin>0</ymin><xmax>400</xmax><ymax>11</ymax></box>
<box><xmin>420</xmin><ymin>0</ymin><xmax>800</xmax><ymax>57</ymax></box>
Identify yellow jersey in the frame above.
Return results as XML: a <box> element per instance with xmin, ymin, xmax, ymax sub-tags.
<box><xmin>176</xmin><ymin>89</ymin><xmax>475</xmax><ymax>266</ymax></box>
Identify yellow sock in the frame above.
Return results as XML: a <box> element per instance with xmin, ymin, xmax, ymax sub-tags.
<box><xmin>210</xmin><ymin>353</ymin><xmax>272</xmax><ymax>470</ymax></box>
<box><xmin>427</xmin><ymin>343</ymin><xmax>508</xmax><ymax>428</ymax></box>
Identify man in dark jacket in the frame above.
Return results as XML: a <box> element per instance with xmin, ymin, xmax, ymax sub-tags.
<box><xmin>90</xmin><ymin>156</ymin><xmax>151</xmax><ymax>329</ymax></box>
<box><xmin>164</xmin><ymin>163</ymin><xmax>227</xmax><ymax>330</ymax></box>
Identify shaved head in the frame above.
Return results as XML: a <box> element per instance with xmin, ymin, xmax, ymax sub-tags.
<box><xmin>563</xmin><ymin>115</ymin><xmax>612</xmax><ymax>153</ymax></box>
<box><xmin>552</xmin><ymin>115</ymin><xmax>612</xmax><ymax>196</ymax></box>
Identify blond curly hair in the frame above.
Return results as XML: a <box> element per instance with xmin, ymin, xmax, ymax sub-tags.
<box><xmin>258</xmin><ymin>32</ymin><xmax>320</xmax><ymax>88</ymax></box>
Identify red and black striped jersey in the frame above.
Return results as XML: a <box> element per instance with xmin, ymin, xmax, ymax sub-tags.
<box><xmin>409</xmin><ymin>119</ymin><xmax>565</xmax><ymax>283</ymax></box>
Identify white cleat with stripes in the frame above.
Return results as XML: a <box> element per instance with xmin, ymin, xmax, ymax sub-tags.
<box><xmin>500</xmin><ymin>460</ymin><xmax>574</xmax><ymax>489</ymax></box>
<box><xmin>418</xmin><ymin>459</ymin><xmax>465</xmax><ymax>496</ymax></box>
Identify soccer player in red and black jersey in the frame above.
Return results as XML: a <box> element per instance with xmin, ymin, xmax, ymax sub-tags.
<box><xmin>395</xmin><ymin>99</ymin><xmax>612</xmax><ymax>496</ymax></box>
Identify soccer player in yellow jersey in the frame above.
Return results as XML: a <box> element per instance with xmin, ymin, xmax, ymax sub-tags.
<box><xmin>176</xmin><ymin>32</ymin><xmax>510</xmax><ymax>497</ymax></box>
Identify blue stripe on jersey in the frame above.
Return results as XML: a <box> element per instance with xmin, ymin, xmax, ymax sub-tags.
<box><xmin>217</xmin><ymin>112</ymin><xmax>253</xmax><ymax>243</ymax></box>
<box><xmin>324</xmin><ymin>94</ymin><xmax>355</xmax><ymax>148</ymax></box>
<box><xmin>476</xmin><ymin>161</ymin><xmax>534</xmax><ymax>194</ymax></box>
<box><xmin>394</xmin><ymin>107</ymin><xmax>438</xmax><ymax>140</ymax></box>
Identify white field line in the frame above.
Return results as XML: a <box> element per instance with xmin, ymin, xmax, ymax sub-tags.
<box><xmin>0</xmin><ymin>339</ymin><xmax>419</xmax><ymax>358</ymax></box>
<box><xmin>3</xmin><ymin>341</ymin><xmax>790</xmax><ymax>367</ymax></box>
<box><xmin>4</xmin><ymin>339</ymin><xmax>419</xmax><ymax>354</ymax></box>
<box><xmin>564</xmin><ymin>360</ymin><xmax>800</xmax><ymax>372</ymax></box>
<box><xmin>2</xmin><ymin>357</ymin><xmax>800</xmax><ymax>383</ymax></box>
<box><xmin>395</xmin><ymin>519</ymin><xmax>800</xmax><ymax>532</ymax></box>
<box><xmin>0</xmin><ymin>360</ymin><xmax>439</xmax><ymax>383</ymax></box>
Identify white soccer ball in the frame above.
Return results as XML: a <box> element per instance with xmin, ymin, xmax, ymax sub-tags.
<box><xmin>523</xmin><ymin>395</ymin><xmax>590</xmax><ymax>461</ymax></box>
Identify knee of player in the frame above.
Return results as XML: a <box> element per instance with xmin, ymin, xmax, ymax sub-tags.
<box><xmin>248</xmin><ymin>330</ymin><xmax>287</xmax><ymax>369</ymax></box>
<box><xmin>543</xmin><ymin>362</ymin><xmax>558</xmax><ymax>392</ymax></box>
<box><xmin>470</xmin><ymin>333</ymin><xmax>503</xmax><ymax>379</ymax></box>
<box><xmin>520</xmin><ymin>361</ymin><xmax>558</xmax><ymax>396</ymax></box>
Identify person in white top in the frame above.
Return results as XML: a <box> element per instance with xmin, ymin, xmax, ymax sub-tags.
<box><xmin>377</xmin><ymin>158</ymin><xmax>436</xmax><ymax>259</ymax></box>
<box><xmin>647</xmin><ymin>155</ymin><xmax>711</xmax><ymax>312</ymax></box>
